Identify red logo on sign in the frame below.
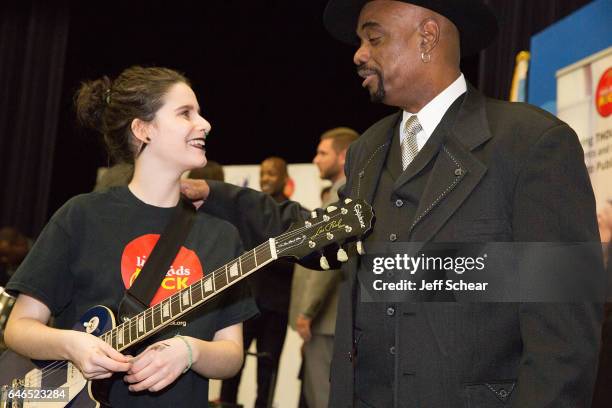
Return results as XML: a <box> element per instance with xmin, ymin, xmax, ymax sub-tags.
<box><xmin>120</xmin><ymin>234</ymin><xmax>204</xmax><ymax>305</ymax></box>
<box><xmin>596</xmin><ymin>68</ymin><xmax>612</xmax><ymax>117</ymax></box>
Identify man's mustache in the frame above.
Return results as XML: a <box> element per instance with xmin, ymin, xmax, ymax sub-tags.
<box><xmin>356</xmin><ymin>65</ymin><xmax>381</xmax><ymax>78</ymax></box>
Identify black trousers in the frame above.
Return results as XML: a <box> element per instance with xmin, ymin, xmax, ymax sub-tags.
<box><xmin>220</xmin><ymin>308</ymin><xmax>288</xmax><ymax>407</ymax></box>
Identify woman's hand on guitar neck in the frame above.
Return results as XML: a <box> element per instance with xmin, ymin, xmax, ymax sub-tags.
<box><xmin>66</xmin><ymin>331</ymin><xmax>132</xmax><ymax>380</ymax></box>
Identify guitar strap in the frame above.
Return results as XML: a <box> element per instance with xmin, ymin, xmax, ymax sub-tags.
<box><xmin>118</xmin><ymin>196</ymin><xmax>196</xmax><ymax>321</ymax></box>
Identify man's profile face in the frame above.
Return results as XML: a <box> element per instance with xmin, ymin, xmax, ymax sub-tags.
<box><xmin>259</xmin><ymin>160</ymin><xmax>287</xmax><ymax>196</ymax></box>
<box><xmin>313</xmin><ymin>139</ymin><xmax>342</xmax><ymax>181</ymax></box>
<box><xmin>354</xmin><ymin>1</ymin><xmax>424</xmax><ymax>107</ymax></box>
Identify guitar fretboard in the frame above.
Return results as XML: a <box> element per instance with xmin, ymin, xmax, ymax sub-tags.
<box><xmin>100</xmin><ymin>239</ymin><xmax>276</xmax><ymax>351</ymax></box>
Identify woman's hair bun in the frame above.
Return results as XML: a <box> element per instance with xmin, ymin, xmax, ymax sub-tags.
<box><xmin>74</xmin><ymin>75</ymin><xmax>112</xmax><ymax>132</ymax></box>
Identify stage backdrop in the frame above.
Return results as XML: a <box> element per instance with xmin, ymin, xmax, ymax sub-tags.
<box><xmin>557</xmin><ymin>47</ymin><xmax>612</xmax><ymax>210</ymax></box>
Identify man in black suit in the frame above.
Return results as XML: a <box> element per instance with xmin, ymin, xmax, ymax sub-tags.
<box><xmin>183</xmin><ymin>1</ymin><xmax>604</xmax><ymax>406</ymax></box>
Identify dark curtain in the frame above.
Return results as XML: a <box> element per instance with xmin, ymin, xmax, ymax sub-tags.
<box><xmin>0</xmin><ymin>1</ymin><xmax>69</xmax><ymax>238</ymax></box>
<box><xmin>478</xmin><ymin>0</ymin><xmax>592</xmax><ymax>100</ymax></box>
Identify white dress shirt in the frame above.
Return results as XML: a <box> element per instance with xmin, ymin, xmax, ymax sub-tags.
<box><xmin>399</xmin><ymin>73</ymin><xmax>467</xmax><ymax>151</ymax></box>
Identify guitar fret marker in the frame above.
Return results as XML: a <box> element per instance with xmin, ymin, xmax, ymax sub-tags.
<box><xmin>182</xmin><ymin>291</ymin><xmax>190</xmax><ymax>306</ymax></box>
<box><xmin>138</xmin><ymin>316</ymin><xmax>144</xmax><ymax>333</ymax></box>
<box><xmin>229</xmin><ymin>262</ymin><xmax>239</xmax><ymax>277</ymax></box>
<box><xmin>204</xmin><ymin>277</ymin><xmax>213</xmax><ymax>293</ymax></box>
<box><xmin>163</xmin><ymin>302</ymin><xmax>170</xmax><ymax>317</ymax></box>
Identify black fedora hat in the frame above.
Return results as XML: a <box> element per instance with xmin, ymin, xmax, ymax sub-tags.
<box><xmin>323</xmin><ymin>0</ymin><xmax>499</xmax><ymax>56</ymax></box>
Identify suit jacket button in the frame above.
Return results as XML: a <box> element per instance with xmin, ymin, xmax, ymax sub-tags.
<box><xmin>386</xmin><ymin>307</ymin><xmax>395</xmax><ymax>316</ymax></box>
<box><xmin>395</xmin><ymin>199</ymin><xmax>404</xmax><ymax>207</ymax></box>
<box><xmin>389</xmin><ymin>233</ymin><xmax>397</xmax><ymax>242</ymax></box>
<box><xmin>348</xmin><ymin>351</ymin><xmax>353</xmax><ymax>362</ymax></box>
<box><xmin>389</xmin><ymin>346</ymin><xmax>396</xmax><ymax>355</ymax></box>
<box><xmin>455</xmin><ymin>168</ymin><xmax>464</xmax><ymax>176</ymax></box>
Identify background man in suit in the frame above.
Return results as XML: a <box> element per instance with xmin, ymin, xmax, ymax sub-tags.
<box><xmin>183</xmin><ymin>1</ymin><xmax>604</xmax><ymax>406</ymax></box>
<box><xmin>293</xmin><ymin>127</ymin><xmax>358</xmax><ymax>408</ymax></box>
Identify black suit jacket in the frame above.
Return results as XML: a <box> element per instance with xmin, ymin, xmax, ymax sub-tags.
<box><xmin>202</xmin><ymin>86</ymin><xmax>604</xmax><ymax>407</ymax></box>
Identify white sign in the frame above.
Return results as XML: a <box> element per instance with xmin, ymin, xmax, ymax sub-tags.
<box><xmin>557</xmin><ymin>46</ymin><xmax>612</xmax><ymax>211</ymax></box>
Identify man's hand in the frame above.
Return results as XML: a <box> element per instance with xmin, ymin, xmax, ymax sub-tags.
<box><xmin>180</xmin><ymin>179</ymin><xmax>210</xmax><ymax>209</ymax></box>
<box><xmin>296</xmin><ymin>314</ymin><xmax>312</xmax><ymax>342</ymax></box>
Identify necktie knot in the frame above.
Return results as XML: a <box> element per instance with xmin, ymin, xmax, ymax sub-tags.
<box><xmin>401</xmin><ymin>115</ymin><xmax>422</xmax><ymax>170</ymax></box>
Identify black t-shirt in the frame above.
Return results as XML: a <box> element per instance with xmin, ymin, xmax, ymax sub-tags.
<box><xmin>7</xmin><ymin>186</ymin><xmax>258</xmax><ymax>407</ymax></box>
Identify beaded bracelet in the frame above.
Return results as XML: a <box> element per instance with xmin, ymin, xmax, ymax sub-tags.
<box><xmin>174</xmin><ymin>334</ymin><xmax>193</xmax><ymax>373</ymax></box>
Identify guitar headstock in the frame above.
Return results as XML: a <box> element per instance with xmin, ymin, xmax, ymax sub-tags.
<box><xmin>274</xmin><ymin>198</ymin><xmax>373</xmax><ymax>259</ymax></box>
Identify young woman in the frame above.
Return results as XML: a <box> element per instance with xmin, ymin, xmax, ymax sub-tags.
<box><xmin>4</xmin><ymin>66</ymin><xmax>257</xmax><ymax>407</ymax></box>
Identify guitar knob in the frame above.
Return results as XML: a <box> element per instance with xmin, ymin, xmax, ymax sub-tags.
<box><xmin>305</xmin><ymin>221</ymin><xmax>312</xmax><ymax>228</ymax></box>
<box><xmin>356</xmin><ymin>240</ymin><xmax>365</xmax><ymax>255</ymax></box>
<box><xmin>323</xmin><ymin>215</ymin><xmax>330</xmax><ymax>222</ymax></box>
<box><xmin>320</xmin><ymin>256</ymin><xmax>330</xmax><ymax>270</ymax></box>
<box><xmin>326</xmin><ymin>206</ymin><xmax>337</xmax><ymax>213</ymax></box>
<box><xmin>341</xmin><ymin>208</ymin><xmax>348</xmax><ymax>215</ymax></box>
<box><xmin>344</xmin><ymin>198</ymin><xmax>353</xmax><ymax>204</ymax></box>
<box><xmin>344</xmin><ymin>225</ymin><xmax>352</xmax><ymax>233</ymax></box>
<box><xmin>311</xmin><ymin>211</ymin><xmax>317</xmax><ymax>219</ymax></box>
<box><xmin>326</xmin><ymin>232</ymin><xmax>334</xmax><ymax>240</ymax></box>
<box><xmin>337</xmin><ymin>248</ymin><xmax>348</xmax><ymax>262</ymax></box>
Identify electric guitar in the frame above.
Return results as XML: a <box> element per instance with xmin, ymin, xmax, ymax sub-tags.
<box><xmin>0</xmin><ymin>198</ymin><xmax>373</xmax><ymax>407</ymax></box>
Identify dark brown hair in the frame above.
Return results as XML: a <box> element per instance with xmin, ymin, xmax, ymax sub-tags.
<box><xmin>75</xmin><ymin>66</ymin><xmax>189</xmax><ymax>163</ymax></box>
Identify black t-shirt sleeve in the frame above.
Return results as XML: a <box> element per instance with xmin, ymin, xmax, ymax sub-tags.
<box><xmin>213</xmin><ymin>227</ymin><xmax>259</xmax><ymax>332</ymax></box>
<box><xmin>6</xmin><ymin>218</ymin><xmax>75</xmax><ymax>316</ymax></box>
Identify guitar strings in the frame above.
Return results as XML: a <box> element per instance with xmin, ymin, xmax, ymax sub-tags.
<box><xmin>29</xmin><ymin>212</ymin><xmax>353</xmax><ymax>385</ymax></box>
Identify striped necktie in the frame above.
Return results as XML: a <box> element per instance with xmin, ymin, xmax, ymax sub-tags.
<box><xmin>401</xmin><ymin>115</ymin><xmax>422</xmax><ymax>170</ymax></box>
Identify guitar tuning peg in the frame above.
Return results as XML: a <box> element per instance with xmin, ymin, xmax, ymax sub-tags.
<box><xmin>344</xmin><ymin>198</ymin><xmax>353</xmax><ymax>204</ymax></box>
<box><xmin>326</xmin><ymin>205</ymin><xmax>337</xmax><ymax>213</ymax></box>
<box><xmin>311</xmin><ymin>211</ymin><xmax>317</xmax><ymax>219</ymax></box>
<box><xmin>356</xmin><ymin>240</ymin><xmax>365</xmax><ymax>255</ymax></box>
<box><xmin>337</xmin><ymin>248</ymin><xmax>348</xmax><ymax>262</ymax></box>
<box><xmin>320</xmin><ymin>255</ymin><xmax>330</xmax><ymax>270</ymax></box>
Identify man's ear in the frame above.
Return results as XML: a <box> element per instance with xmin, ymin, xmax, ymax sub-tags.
<box><xmin>131</xmin><ymin>118</ymin><xmax>151</xmax><ymax>143</ymax></box>
<box><xmin>418</xmin><ymin>18</ymin><xmax>440</xmax><ymax>55</ymax></box>
<box><xmin>338</xmin><ymin>149</ymin><xmax>348</xmax><ymax>167</ymax></box>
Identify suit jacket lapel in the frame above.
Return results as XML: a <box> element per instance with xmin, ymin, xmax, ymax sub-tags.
<box><xmin>356</xmin><ymin>112</ymin><xmax>400</xmax><ymax>204</ymax></box>
<box><xmin>409</xmin><ymin>85</ymin><xmax>492</xmax><ymax>242</ymax></box>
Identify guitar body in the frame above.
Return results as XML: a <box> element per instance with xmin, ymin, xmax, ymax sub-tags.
<box><xmin>1</xmin><ymin>306</ymin><xmax>115</xmax><ymax>408</ymax></box>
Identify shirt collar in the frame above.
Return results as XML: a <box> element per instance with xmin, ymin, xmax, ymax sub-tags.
<box><xmin>401</xmin><ymin>73</ymin><xmax>467</xmax><ymax>148</ymax></box>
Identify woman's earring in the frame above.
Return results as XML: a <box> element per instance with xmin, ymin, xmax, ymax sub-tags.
<box><xmin>421</xmin><ymin>52</ymin><xmax>431</xmax><ymax>63</ymax></box>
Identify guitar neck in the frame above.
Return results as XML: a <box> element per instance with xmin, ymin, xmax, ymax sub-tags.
<box><xmin>100</xmin><ymin>239</ymin><xmax>277</xmax><ymax>351</ymax></box>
